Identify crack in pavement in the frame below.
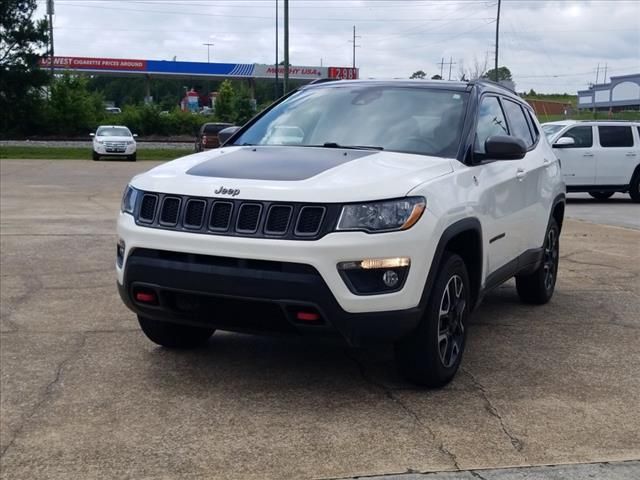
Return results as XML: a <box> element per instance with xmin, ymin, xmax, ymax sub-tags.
<box><xmin>470</xmin><ymin>471</ymin><xmax>489</xmax><ymax>480</ymax></box>
<box><xmin>344</xmin><ymin>350</ymin><xmax>461</xmax><ymax>471</ymax></box>
<box><xmin>462</xmin><ymin>369</ymin><xmax>525</xmax><ymax>456</ymax></box>
<box><xmin>0</xmin><ymin>333</ymin><xmax>87</xmax><ymax>458</ymax></box>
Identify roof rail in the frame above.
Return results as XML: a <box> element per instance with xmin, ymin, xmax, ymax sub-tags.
<box><xmin>308</xmin><ymin>78</ymin><xmax>340</xmax><ymax>85</ymax></box>
<box><xmin>474</xmin><ymin>78</ymin><xmax>517</xmax><ymax>94</ymax></box>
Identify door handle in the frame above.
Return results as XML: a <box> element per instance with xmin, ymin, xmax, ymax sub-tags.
<box><xmin>543</xmin><ymin>158</ymin><xmax>552</xmax><ymax>167</ymax></box>
<box><xmin>626</xmin><ymin>153</ymin><xmax>637</xmax><ymax>157</ymax></box>
<box><xmin>583</xmin><ymin>153</ymin><xmax>594</xmax><ymax>157</ymax></box>
<box><xmin>516</xmin><ymin>168</ymin><xmax>527</xmax><ymax>181</ymax></box>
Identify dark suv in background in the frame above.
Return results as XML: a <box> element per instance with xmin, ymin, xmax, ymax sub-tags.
<box><xmin>194</xmin><ymin>122</ymin><xmax>235</xmax><ymax>151</ymax></box>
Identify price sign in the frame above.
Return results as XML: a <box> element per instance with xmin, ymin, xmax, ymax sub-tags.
<box><xmin>328</xmin><ymin>67</ymin><xmax>358</xmax><ymax>80</ymax></box>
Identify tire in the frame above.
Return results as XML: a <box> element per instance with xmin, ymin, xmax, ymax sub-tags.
<box><xmin>516</xmin><ymin>218</ymin><xmax>559</xmax><ymax>305</ymax></box>
<box><xmin>92</xmin><ymin>151</ymin><xmax>100</xmax><ymax>161</ymax></box>
<box><xmin>395</xmin><ymin>252</ymin><xmax>470</xmax><ymax>388</ymax></box>
<box><xmin>588</xmin><ymin>191</ymin><xmax>614</xmax><ymax>200</ymax></box>
<box><xmin>629</xmin><ymin>173</ymin><xmax>640</xmax><ymax>203</ymax></box>
<box><xmin>138</xmin><ymin>316</ymin><xmax>214</xmax><ymax>348</ymax></box>
<box><xmin>128</xmin><ymin>153</ymin><xmax>137</xmax><ymax>162</ymax></box>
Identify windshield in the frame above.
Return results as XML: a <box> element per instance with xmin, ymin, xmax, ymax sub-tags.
<box><xmin>97</xmin><ymin>127</ymin><xmax>131</xmax><ymax>137</ymax></box>
<box><xmin>233</xmin><ymin>86</ymin><xmax>469</xmax><ymax>157</ymax></box>
<box><xmin>541</xmin><ymin>124</ymin><xmax>566</xmax><ymax>139</ymax></box>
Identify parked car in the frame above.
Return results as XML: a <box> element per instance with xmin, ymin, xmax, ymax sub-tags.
<box><xmin>117</xmin><ymin>80</ymin><xmax>565</xmax><ymax>387</ymax></box>
<box><xmin>91</xmin><ymin>125</ymin><xmax>138</xmax><ymax>161</ymax></box>
<box><xmin>194</xmin><ymin>122</ymin><xmax>234</xmax><ymax>151</ymax></box>
<box><xmin>105</xmin><ymin>107</ymin><xmax>122</xmax><ymax>114</ymax></box>
<box><xmin>542</xmin><ymin>120</ymin><xmax>640</xmax><ymax>201</ymax></box>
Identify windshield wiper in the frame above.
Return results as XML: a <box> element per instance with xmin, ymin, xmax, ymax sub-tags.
<box><xmin>321</xmin><ymin>142</ymin><xmax>384</xmax><ymax>151</ymax></box>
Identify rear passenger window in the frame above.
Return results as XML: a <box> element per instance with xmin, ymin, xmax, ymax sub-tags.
<box><xmin>502</xmin><ymin>99</ymin><xmax>534</xmax><ymax>147</ymax></box>
<box><xmin>560</xmin><ymin>126</ymin><xmax>593</xmax><ymax>148</ymax></box>
<box><xmin>525</xmin><ymin>110</ymin><xmax>540</xmax><ymax>142</ymax></box>
<box><xmin>598</xmin><ymin>126</ymin><xmax>634</xmax><ymax>147</ymax></box>
<box><xmin>475</xmin><ymin>96</ymin><xmax>508</xmax><ymax>154</ymax></box>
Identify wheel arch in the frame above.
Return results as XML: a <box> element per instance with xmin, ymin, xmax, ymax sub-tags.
<box><xmin>421</xmin><ymin>218</ymin><xmax>483</xmax><ymax>313</ymax></box>
<box><xmin>551</xmin><ymin>193</ymin><xmax>566</xmax><ymax>233</ymax></box>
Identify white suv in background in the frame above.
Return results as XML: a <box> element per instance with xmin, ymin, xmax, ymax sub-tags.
<box><xmin>542</xmin><ymin>120</ymin><xmax>640</xmax><ymax>201</ymax></box>
<box><xmin>117</xmin><ymin>80</ymin><xmax>565</xmax><ymax>387</ymax></box>
<box><xmin>91</xmin><ymin>125</ymin><xmax>138</xmax><ymax>161</ymax></box>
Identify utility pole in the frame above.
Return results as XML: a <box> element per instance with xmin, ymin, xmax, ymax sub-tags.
<box><xmin>494</xmin><ymin>0</ymin><xmax>501</xmax><ymax>82</ymax></box>
<box><xmin>438</xmin><ymin>57</ymin><xmax>445</xmax><ymax>79</ymax></box>
<box><xmin>348</xmin><ymin>25</ymin><xmax>361</xmax><ymax>69</ymax></box>
<box><xmin>595</xmin><ymin>63</ymin><xmax>600</xmax><ymax>85</ymax></box>
<box><xmin>47</xmin><ymin>0</ymin><xmax>54</xmax><ymax>77</ymax></box>
<box><xmin>447</xmin><ymin>56</ymin><xmax>456</xmax><ymax>81</ymax></box>
<box><xmin>603</xmin><ymin>63</ymin><xmax>608</xmax><ymax>84</ymax></box>
<box><xmin>283</xmin><ymin>0</ymin><xmax>289</xmax><ymax>94</ymax></box>
<box><xmin>202</xmin><ymin>43</ymin><xmax>214</xmax><ymax>63</ymax></box>
<box><xmin>275</xmin><ymin>0</ymin><xmax>279</xmax><ymax>98</ymax></box>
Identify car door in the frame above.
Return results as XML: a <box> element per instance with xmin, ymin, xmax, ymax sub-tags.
<box><xmin>501</xmin><ymin>98</ymin><xmax>551</xmax><ymax>253</ymax></box>
<box><xmin>552</xmin><ymin>125</ymin><xmax>596</xmax><ymax>186</ymax></box>
<box><xmin>472</xmin><ymin>95</ymin><xmax>526</xmax><ymax>274</ymax></box>
<box><xmin>595</xmin><ymin>125</ymin><xmax>638</xmax><ymax>186</ymax></box>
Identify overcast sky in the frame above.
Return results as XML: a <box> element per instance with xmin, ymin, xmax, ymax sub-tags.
<box><xmin>36</xmin><ymin>0</ymin><xmax>640</xmax><ymax>94</ymax></box>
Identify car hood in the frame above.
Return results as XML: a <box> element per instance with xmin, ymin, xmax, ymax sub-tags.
<box><xmin>95</xmin><ymin>136</ymin><xmax>134</xmax><ymax>142</ymax></box>
<box><xmin>131</xmin><ymin>145</ymin><xmax>454</xmax><ymax>202</ymax></box>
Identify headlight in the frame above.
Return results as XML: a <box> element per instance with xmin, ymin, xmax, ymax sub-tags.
<box><xmin>121</xmin><ymin>185</ymin><xmax>139</xmax><ymax>214</ymax></box>
<box><xmin>337</xmin><ymin>197</ymin><xmax>426</xmax><ymax>233</ymax></box>
<box><xmin>126</xmin><ymin>140</ymin><xmax>134</xmax><ymax>145</ymax></box>
<box><xmin>96</xmin><ymin>139</ymin><xmax>104</xmax><ymax>144</ymax></box>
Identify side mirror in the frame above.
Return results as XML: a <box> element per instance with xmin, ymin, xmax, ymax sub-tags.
<box><xmin>133</xmin><ymin>133</ymin><xmax>138</xmax><ymax>137</ymax></box>
<box><xmin>553</xmin><ymin>136</ymin><xmax>575</xmax><ymax>148</ymax></box>
<box><xmin>217</xmin><ymin>126</ymin><xmax>241</xmax><ymax>146</ymax></box>
<box><xmin>90</xmin><ymin>133</ymin><xmax>95</xmax><ymax>137</ymax></box>
<box><xmin>484</xmin><ymin>135</ymin><xmax>527</xmax><ymax>160</ymax></box>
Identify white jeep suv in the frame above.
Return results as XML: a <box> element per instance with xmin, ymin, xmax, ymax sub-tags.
<box><xmin>542</xmin><ymin>120</ymin><xmax>640</xmax><ymax>201</ymax></box>
<box><xmin>117</xmin><ymin>80</ymin><xmax>565</xmax><ymax>387</ymax></box>
<box><xmin>91</xmin><ymin>125</ymin><xmax>138</xmax><ymax>161</ymax></box>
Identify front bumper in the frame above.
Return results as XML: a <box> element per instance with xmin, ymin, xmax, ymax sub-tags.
<box><xmin>117</xmin><ymin>211</ymin><xmax>441</xmax><ymax>345</ymax></box>
<box><xmin>118</xmin><ymin>248</ymin><xmax>422</xmax><ymax>346</ymax></box>
<box><xmin>94</xmin><ymin>144</ymin><xmax>136</xmax><ymax>155</ymax></box>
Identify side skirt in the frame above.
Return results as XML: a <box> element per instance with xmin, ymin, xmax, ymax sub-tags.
<box><xmin>481</xmin><ymin>247</ymin><xmax>544</xmax><ymax>296</ymax></box>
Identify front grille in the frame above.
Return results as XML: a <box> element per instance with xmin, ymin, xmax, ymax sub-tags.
<box><xmin>296</xmin><ymin>206</ymin><xmax>326</xmax><ymax>236</ymax></box>
<box><xmin>134</xmin><ymin>192</ymin><xmax>337</xmax><ymax>240</ymax></box>
<box><xmin>139</xmin><ymin>194</ymin><xmax>158</xmax><ymax>223</ymax></box>
<box><xmin>160</xmin><ymin>197</ymin><xmax>181</xmax><ymax>225</ymax></box>
<box><xmin>184</xmin><ymin>199</ymin><xmax>206</xmax><ymax>229</ymax></box>
<box><xmin>236</xmin><ymin>203</ymin><xmax>262</xmax><ymax>233</ymax></box>
<box><xmin>209</xmin><ymin>202</ymin><xmax>233</xmax><ymax>230</ymax></box>
<box><xmin>265</xmin><ymin>205</ymin><xmax>293</xmax><ymax>234</ymax></box>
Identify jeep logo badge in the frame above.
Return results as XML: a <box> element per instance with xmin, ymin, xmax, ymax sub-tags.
<box><xmin>214</xmin><ymin>186</ymin><xmax>240</xmax><ymax>197</ymax></box>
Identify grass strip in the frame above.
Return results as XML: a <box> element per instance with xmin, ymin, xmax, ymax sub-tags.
<box><xmin>0</xmin><ymin>146</ymin><xmax>193</xmax><ymax>161</ymax></box>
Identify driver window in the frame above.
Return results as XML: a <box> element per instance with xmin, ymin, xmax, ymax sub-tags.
<box><xmin>475</xmin><ymin>96</ymin><xmax>509</xmax><ymax>154</ymax></box>
<box><xmin>560</xmin><ymin>126</ymin><xmax>593</xmax><ymax>148</ymax></box>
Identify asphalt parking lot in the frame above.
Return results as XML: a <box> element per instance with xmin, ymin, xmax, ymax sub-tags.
<box><xmin>1</xmin><ymin>160</ymin><xmax>639</xmax><ymax>480</ymax></box>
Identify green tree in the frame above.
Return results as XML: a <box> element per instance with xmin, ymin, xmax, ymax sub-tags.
<box><xmin>233</xmin><ymin>94</ymin><xmax>254</xmax><ymax>125</ymax></box>
<box><xmin>0</xmin><ymin>0</ymin><xmax>50</xmax><ymax>136</ymax></box>
<box><xmin>431</xmin><ymin>74</ymin><xmax>443</xmax><ymax>80</ymax></box>
<box><xmin>410</xmin><ymin>70</ymin><xmax>426</xmax><ymax>79</ymax></box>
<box><xmin>48</xmin><ymin>73</ymin><xmax>104</xmax><ymax>135</ymax></box>
<box><xmin>482</xmin><ymin>66</ymin><xmax>512</xmax><ymax>82</ymax></box>
<box><xmin>215</xmin><ymin>79</ymin><xmax>235</xmax><ymax>122</ymax></box>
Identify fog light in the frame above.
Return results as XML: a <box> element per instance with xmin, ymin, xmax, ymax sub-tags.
<box><xmin>382</xmin><ymin>270</ymin><xmax>399</xmax><ymax>288</ymax></box>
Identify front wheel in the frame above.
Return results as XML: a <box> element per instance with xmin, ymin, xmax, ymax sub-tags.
<box><xmin>138</xmin><ymin>316</ymin><xmax>214</xmax><ymax>348</ymax></box>
<box><xmin>92</xmin><ymin>151</ymin><xmax>100</xmax><ymax>161</ymax></box>
<box><xmin>127</xmin><ymin>153</ymin><xmax>137</xmax><ymax>162</ymax></box>
<box><xmin>589</xmin><ymin>191</ymin><xmax>614</xmax><ymax>200</ymax></box>
<box><xmin>395</xmin><ymin>252</ymin><xmax>470</xmax><ymax>388</ymax></box>
<box><xmin>516</xmin><ymin>218</ymin><xmax>559</xmax><ymax>304</ymax></box>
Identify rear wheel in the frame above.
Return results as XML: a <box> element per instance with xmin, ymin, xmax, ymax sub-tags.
<box><xmin>138</xmin><ymin>316</ymin><xmax>214</xmax><ymax>348</ymax></box>
<box><xmin>395</xmin><ymin>252</ymin><xmax>469</xmax><ymax>388</ymax></box>
<box><xmin>588</xmin><ymin>191</ymin><xmax>614</xmax><ymax>200</ymax></box>
<box><xmin>629</xmin><ymin>173</ymin><xmax>640</xmax><ymax>203</ymax></box>
<box><xmin>516</xmin><ymin>218</ymin><xmax>559</xmax><ymax>304</ymax></box>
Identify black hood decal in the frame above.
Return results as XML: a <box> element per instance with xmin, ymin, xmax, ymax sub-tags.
<box><xmin>186</xmin><ymin>146</ymin><xmax>375</xmax><ymax>181</ymax></box>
